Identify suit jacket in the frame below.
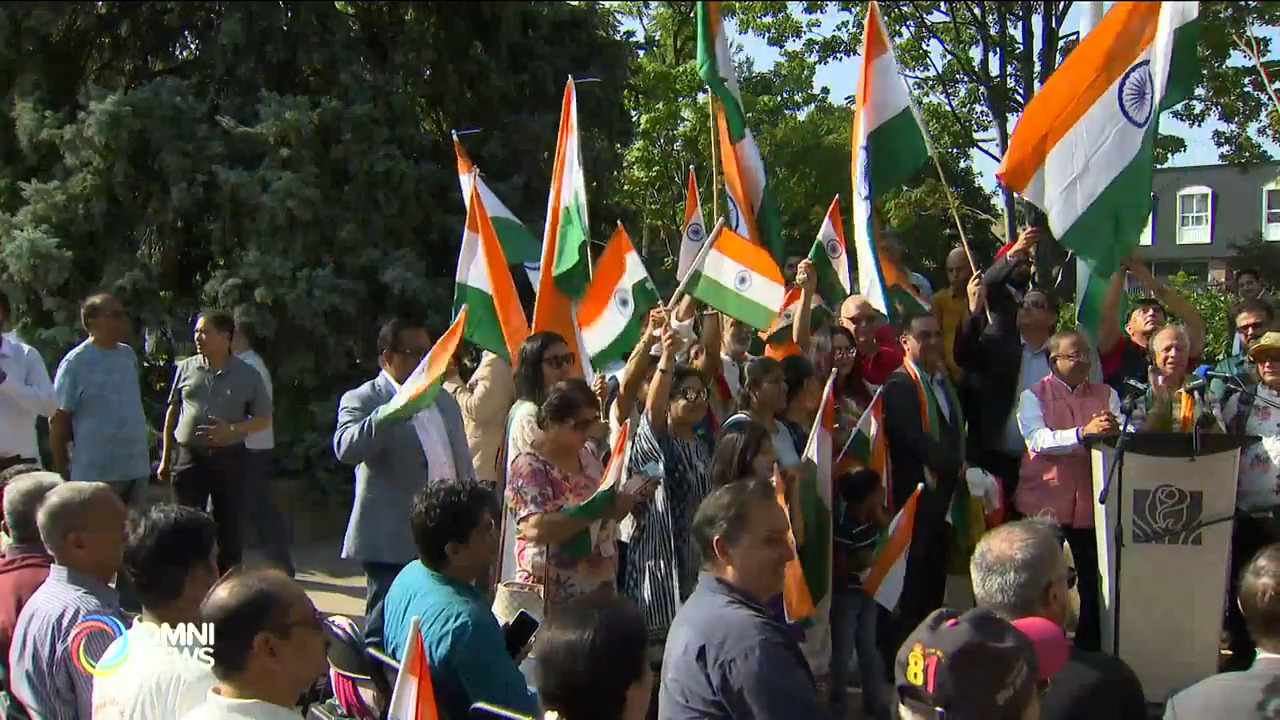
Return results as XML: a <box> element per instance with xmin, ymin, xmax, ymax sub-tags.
<box><xmin>954</xmin><ymin>306</ymin><xmax>1025</xmax><ymax>461</ymax></box>
<box><xmin>1163</xmin><ymin>656</ymin><xmax>1280</xmax><ymax>719</ymax></box>
<box><xmin>334</xmin><ymin>374</ymin><xmax>475</xmax><ymax>564</ymax></box>
<box><xmin>880</xmin><ymin>369</ymin><xmax>964</xmax><ymax>542</ymax></box>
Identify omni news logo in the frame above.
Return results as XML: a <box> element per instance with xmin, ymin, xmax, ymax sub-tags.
<box><xmin>69</xmin><ymin>614</ymin><xmax>215</xmax><ymax>675</ymax></box>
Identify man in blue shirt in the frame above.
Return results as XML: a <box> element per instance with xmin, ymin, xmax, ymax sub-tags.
<box><xmin>376</xmin><ymin>478</ymin><xmax>538</xmax><ymax>718</ymax></box>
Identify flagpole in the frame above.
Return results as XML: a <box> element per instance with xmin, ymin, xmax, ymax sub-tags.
<box><xmin>665</xmin><ymin>218</ymin><xmax>727</xmax><ymax>314</ymax></box>
<box><xmin>709</xmin><ymin>92</ymin><xmax>720</xmax><ymax>220</ymax></box>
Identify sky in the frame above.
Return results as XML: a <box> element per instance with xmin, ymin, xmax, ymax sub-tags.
<box><xmin>719</xmin><ymin>3</ymin><xmax>1280</xmax><ymax>191</ymax></box>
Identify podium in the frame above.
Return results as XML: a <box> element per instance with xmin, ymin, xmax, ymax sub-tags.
<box><xmin>1087</xmin><ymin>432</ymin><xmax>1257</xmax><ymax>702</ymax></box>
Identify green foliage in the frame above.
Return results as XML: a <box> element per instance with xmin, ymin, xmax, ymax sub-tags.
<box><xmin>1231</xmin><ymin>232</ymin><xmax>1280</xmax><ymax>285</ymax></box>
<box><xmin>0</xmin><ymin>1</ymin><xmax>634</xmax><ymax>489</ymax></box>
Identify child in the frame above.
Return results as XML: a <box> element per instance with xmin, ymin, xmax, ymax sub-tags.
<box><xmin>829</xmin><ymin>468</ymin><xmax>892</xmax><ymax>720</ymax></box>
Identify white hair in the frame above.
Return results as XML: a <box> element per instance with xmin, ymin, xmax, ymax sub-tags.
<box><xmin>36</xmin><ymin>482</ymin><xmax>116</xmax><ymax>556</ymax></box>
<box><xmin>970</xmin><ymin>520</ymin><xmax>1065</xmax><ymax>619</ymax></box>
<box><xmin>1149</xmin><ymin>323</ymin><xmax>1190</xmax><ymax>355</ymax></box>
<box><xmin>3</xmin><ymin>472</ymin><xmax>64</xmax><ymax>544</ymax></box>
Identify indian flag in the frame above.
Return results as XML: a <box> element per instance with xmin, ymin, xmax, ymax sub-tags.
<box><xmin>807</xmin><ymin>196</ymin><xmax>854</xmax><ymax>306</ymax></box>
<box><xmin>580</xmin><ymin>224</ymin><xmax>661</xmax><ymax>368</ymax></box>
<box><xmin>864</xmin><ymin>483</ymin><xmax>923</xmax><ymax>611</ymax></box>
<box><xmin>387</xmin><ymin>616</ymin><xmax>440</xmax><ymax>720</ymax></box>
<box><xmin>560</xmin><ymin>419</ymin><xmax>633</xmax><ymax>559</ymax></box>
<box><xmin>453</xmin><ymin>132</ymin><xmax>541</xmax><ymax>287</ymax></box>
<box><xmin>677</xmin><ymin>166</ymin><xmax>708</xmax><ymax>279</ymax></box>
<box><xmin>838</xmin><ymin>389</ymin><xmax>888</xmax><ymax>486</ymax></box>
<box><xmin>996</xmin><ymin>2</ymin><xmax>1200</xmax><ymax>296</ymax></box>
<box><xmin>696</xmin><ymin>1</ymin><xmax>783</xmax><ymax>260</ymax></box>
<box><xmin>454</xmin><ymin>174</ymin><xmax>530</xmax><ymax>364</ymax></box>
<box><xmin>786</xmin><ymin>370</ymin><xmax>837</xmax><ymax>676</ymax></box>
<box><xmin>686</xmin><ymin>228</ymin><xmax>786</xmax><ymax>331</ymax></box>
<box><xmin>375</xmin><ymin>306</ymin><xmax>467</xmax><ymax>425</ymax></box>
<box><xmin>533</xmin><ymin>78</ymin><xmax>593</xmax><ymax>379</ymax></box>
<box><xmin>852</xmin><ymin>1</ymin><xmax>931</xmax><ymax>325</ymax></box>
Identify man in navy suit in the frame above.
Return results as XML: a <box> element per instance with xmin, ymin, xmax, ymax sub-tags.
<box><xmin>333</xmin><ymin>318</ymin><xmax>475</xmax><ymax>621</ymax></box>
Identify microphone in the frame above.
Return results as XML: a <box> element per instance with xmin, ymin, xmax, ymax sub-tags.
<box><xmin>1124</xmin><ymin>378</ymin><xmax>1149</xmax><ymax>397</ymax></box>
<box><xmin>1202</xmin><ymin>370</ymin><xmax>1236</xmax><ymax>381</ymax></box>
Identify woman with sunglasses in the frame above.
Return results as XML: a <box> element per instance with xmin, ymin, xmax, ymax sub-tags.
<box><xmin>507</xmin><ymin>332</ymin><xmax>580</xmax><ymax>470</ymax></box>
<box><xmin>621</xmin><ymin>324</ymin><xmax>714</xmax><ymax>662</ymax></box>
<box><xmin>507</xmin><ymin>379</ymin><xmax>652</xmax><ymax>604</ymax></box>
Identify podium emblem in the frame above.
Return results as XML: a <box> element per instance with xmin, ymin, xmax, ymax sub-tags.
<box><xmin>1133</xmin><ymin>483</ymin><xmax>1203</xmax><ymax>545</ymax></box>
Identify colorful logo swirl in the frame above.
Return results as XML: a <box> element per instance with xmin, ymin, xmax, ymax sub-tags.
<box><xmin>68</xmin><ymin>614</ymin><xmax>128</xmax><ymax>676</ymax></box>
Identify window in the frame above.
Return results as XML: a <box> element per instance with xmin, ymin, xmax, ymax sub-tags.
<box><xmin>1264</xmin><ymin>186</ymin><xmax>1280</xmax><ymax>241</ymax></box>
<box><xmin>1176</xmin><ymin>185</ymin><xmax>1212</xmax><ymax>245</ymax></box>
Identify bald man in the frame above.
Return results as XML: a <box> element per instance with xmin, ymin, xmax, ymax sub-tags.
<box><xmin>931</xmin><ymin>247</ymin><xmax>974</xmax><ymax>382</ymax></box>
<box><xmin>838</xmin><ymin>295</ymin><xmax>904</xmax><ymax>385</ymax></box>
<box><xmin>185</xmin><ymin>569</ymin><xmax>330</xmax><ymax>718</ymax></box>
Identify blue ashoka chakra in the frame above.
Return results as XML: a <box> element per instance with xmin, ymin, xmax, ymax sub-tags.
<box><xmin>1118</xmin><ymin>60</ymin><xmax>1154</xmax><ymax>129</ymax></box>
<box><xmin>686</xmin><ymin>222</ymin><xmax>705</xmax><ymax>242</ymax></box>
<box><xmin>732</xmin><ymin>270</ymin><xmax>753</xmax><ymax>293</ymax></box>
<box><xmin>612</xmin><ymin>288</ymin><xmax>633</xmax><ymax>315</ymax></box>
<box><xmin>781</xmin><ymin>307</ymin><xmax>795</xmax><ymax>325</ymax></box>
<box><xmin>825</xmin><ymin>238</ymin><xmax>844</xmax><ymax>259</ymax></box>
<box><xmin>726</xmin><ymin>193</ymin><xmax>742</xmax><ymax>231</ymax></box>
<box><xmin>856</xmin><ymin>148</ymin><xmax>872</xmax><ymax>202</ymax></box>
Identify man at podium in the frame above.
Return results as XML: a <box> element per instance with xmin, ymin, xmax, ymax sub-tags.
<box><xmin>1130</xmin><ymin>326</ymin><xmax>1220</xmax><ymax>433</ymax></box>
<box><xmin>1221</xmin><ymin>332</ymin><xmax>1280</xmax><ymax>669</ymax></box>
<box><xmin>1014</xmin><ymin>328</ymin><xmax>1119</xmax><ymax>651</ymax></box>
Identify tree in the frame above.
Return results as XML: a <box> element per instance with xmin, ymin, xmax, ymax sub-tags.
<box><xmin>0</xmin><ymin>1</ymin><xmax>634</xmax><ymax>485</ymax></box>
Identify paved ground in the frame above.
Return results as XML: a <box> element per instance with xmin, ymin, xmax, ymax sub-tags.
<box><xmin>286</xmin><ymin>539</ymin><xmax>367</xmax><ymax>624</ymax></box>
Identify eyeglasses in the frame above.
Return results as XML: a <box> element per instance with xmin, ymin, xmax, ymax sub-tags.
<box><xmin>1021</xmin><ymin>299</ymin><xmax>1050</xmax><ymax>310</ymax></box>
<box><xmin>909</xmin><ymin>330</ymin><xmax>942</xmax><ymax>341</ymax></box>
<box><xmin>1239</xmin><ymin>321</ymin><xmax>1267</xmax><ymax>334</ymax></box>
<box><xmin>397</xmin><ymin>348</ymin><xmax>427</xmax><ymax>362</ymax></box>
<box><xmin>831</xmin><ymin>348</ymin><xmax>854</xmax><ymax>359</ymax></box>
<box><xmin>544</xmin><ymin>352</ymin><xmax>577</xmax><ymax>370</ymax></box>
<box><xmin>274</xmin><ymin>609</ymin><xmax>327</xmax><ymax>636</ymax></box>
<box><xmin>675</xmin><ymin>387</ymin><xmax>708</xmax><ymax>402</ymax></box>
<box><xmin>569</xmin><ymin>415</ymin><xmax>599</xmax><ymax>432</ymax></box>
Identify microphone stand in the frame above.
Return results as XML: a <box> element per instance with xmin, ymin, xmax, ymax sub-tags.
<box><xmin>1223</xmin><ymin>374</ymin><xmax>1280</xmax><ymax>412</ymax></box>
<box><xmin>1097</xmin><ymin>390</ymin><xmax>1140</xmax><ymax>658</ymax></box>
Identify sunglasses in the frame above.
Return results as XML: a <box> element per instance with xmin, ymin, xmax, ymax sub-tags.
<box><xmin>1239</xmin><ymin>321</ymin><xmax>1267</xmax><ymax>334</ymax></box>
<box><xmin>544</xmin><ymin>352</ymin><xmax>577</xmax><ymax>370</ymax></box>
<box><xmin>675</xmin><ymin>387</ymin><xmax>708</xmax><ymax>402</ymax></box>
<box><xmin>831</xmin><ymin>348</ymin><xmax>855</xmax><ymax>359</ymax></box>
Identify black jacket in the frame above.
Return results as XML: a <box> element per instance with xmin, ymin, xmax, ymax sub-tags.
<box><xmin>881</xmin><ymin>370</ymin><xmax>964</xmax><ymax>536</ymax></box>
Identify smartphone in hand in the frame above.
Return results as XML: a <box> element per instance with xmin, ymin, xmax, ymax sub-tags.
<box><xmin>503</xmin><ymin>609</ymin><xmax>539</xmax><ymax>658</ymax></box>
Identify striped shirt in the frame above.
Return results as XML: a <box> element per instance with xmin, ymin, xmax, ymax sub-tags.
<box><xmin>834</xmin><ymin>514</ymin><xmax>879</xmax><ymax>591</ymax></box>
<box><xmin>8</xmin><ymin>564</ymin><xmax>122</xmax><ymax>720</ymax></box>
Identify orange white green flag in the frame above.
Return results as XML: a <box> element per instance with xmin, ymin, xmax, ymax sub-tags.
<box><xmin>373</xmin><ymin>307</ymin><xmax>467</xmax><ymax>426</ymax></box>
<box><xmin>864</xmin><ymin>483</ymin><xmax>923</xmax><ymax>611</ymax></box>
<box><xmin>533</xmin><ymin>77</ymin><xmax>592</xmax><ymax>379</ymax></box>
<box><xmin>454</xmin><ymin>174</ymin><xmax>530</xmax><ymax>365</ymax></box>
<box><xmin>806</xmin><ymin>196</ymin><xmax>854</xmax><ymax>305</ymax></box>
<box><xmin>579</xmin><ymin>224</ymin><xmax>661</xmax><ymax>369</ymax></box>
<box><xmin>453</xmin><ymin>132</ymin><xmax>541</xmax><ymax>287</ymax></box>
<box><xmin>676</xmin><ymin>166</ymin><xmax>708</xmax><ymax>279</ymax></box>
<box><xmin>387</xmin><ymin>616</ymin><xmax>440</xmax><ymax>720</ymax></box>
<box><xmin>686</xmin><ymin>228</ymin><xmax>786</xmax><ymax>331</ymax></box>
<box><xmin>997</xmin><ymin>2</ymin><xmax>1199</xmax><ymax>336</ymax></box>
<box><xmin>851</xmin><ymin>1</ymin><xmax>931</xmax><ymax>325</ymax></box>
<box><xmin>786</xmin><ymin>370</ymin><xmax>838</xmax><ymax>676</ymax></box>
<box><xmin>696</xmin><ymin>1</ymin><xmax>783</xmax><ymax>260</ymax></box>
<box><xmin>837</xmin><ymin>388</ymin><xmax>888</xmax><ymax>485</ymax></box>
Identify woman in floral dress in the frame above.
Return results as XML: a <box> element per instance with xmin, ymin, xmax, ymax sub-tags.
<box><xmin>507</xmin><ymin>379</ymin><xmax>652</xmax><ymax>604</ymax></box>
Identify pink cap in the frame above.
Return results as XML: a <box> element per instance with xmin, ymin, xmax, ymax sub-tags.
<box><xmin>1010</xmin><ymin>616</ymin><xmax>1070</xmax><ymax>681</ymax></box>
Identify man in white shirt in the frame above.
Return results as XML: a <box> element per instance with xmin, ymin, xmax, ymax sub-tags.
<box><xmin>231</xmin><ymin>320</ymin><xmax>294</xmax><ymax>577</ymax></box>
<box><xmin>183</xmin><ymin>569</ymin><xmax>330</xmax><ymax>720</ymax></box>
<box><xmin>92</xmin><ymin>504</ymin><xmax>220</xmax><ymax>719</ymax></box>
<box><xmin>0</xmin><ymin>292</ymin><xmax>56</xmax><ymax>471</ymax></box>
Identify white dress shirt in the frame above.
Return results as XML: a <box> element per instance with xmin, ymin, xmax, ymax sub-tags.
<box><xmin>0</xmin><ymin>335</ymin><xmax>57</xmax><ymax>460</ymax></box>
<box><xmin>1002</xmin><ymin>336</ymin><xmax>1053</xmax><ymax>454</ymax></box>
<box><xmin>1016</xmin><ymin>376</ymin><xmax>1122</xmax><ymax>455</ymax></box>
<box><xmin>235</xmin><ymin>349</ymin><xmax>274</xmax><ymax>450</ymax></box>
<box><xmin>381</xmin><ymin>371</ymin><xmax>458</xmax><ymax>481</ymax></box>
<box><xmin>931</xmin><ymin>372</ymin><xmax>952</xmax><ymax>423</ymax></box>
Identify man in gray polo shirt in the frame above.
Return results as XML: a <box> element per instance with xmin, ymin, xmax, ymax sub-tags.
<box><xmin>158</xmin><ymin>310</ymin><xmax>271</xmax><ymax>574</ymax></box>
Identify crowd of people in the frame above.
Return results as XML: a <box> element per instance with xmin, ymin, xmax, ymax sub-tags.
<box><xmin>1</xmin><ymin>222</ymin><xmax>1280</xmax><ymax>718</ymax></box>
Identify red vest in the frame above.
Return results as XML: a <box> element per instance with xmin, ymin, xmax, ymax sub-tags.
<box><xmin>1015</xmin><ymin>376</ymin><xmax>1112</xmax><ymax>528</ymax></box>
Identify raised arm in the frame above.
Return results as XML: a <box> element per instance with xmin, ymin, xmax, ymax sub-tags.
<box><xmin>645</xmin><ymin>324</ymin><xmax>681</xmax><ymax>436</ymax></box>
<box><xmin>447</xmin><ymin>352</ymin><xmax>513</xmax><ymax>419</ymax></box>
<box><xmin>332</xmin><ymin>386</ymin><xmax>400</xmax><ymax>465</ymax></box>
<box><xmin>1125</xmin><ymin>257</ymin><xmax>1206</xmax><ymax>357</ymax></box>
<box><xmin>793</xmin><ymin>259</ymin><xmax>817</xmax><ymax>354</ymax></box>
<box><xmin>615</xmin><ymin>309</ymin><xmax>662</xmax><ymax>426</ymax></box>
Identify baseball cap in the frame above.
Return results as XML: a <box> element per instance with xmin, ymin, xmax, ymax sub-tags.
<box><xmin>895</xmin><ymin>607</ymin><xmax>1039</xmax><ymax>719</ymax></box>
<box><xmin>1010</xmin><ymin>616</ymin><xmax>1071</xmax><ymax>681</ymax></box>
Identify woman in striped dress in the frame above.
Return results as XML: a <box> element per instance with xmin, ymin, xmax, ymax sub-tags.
<box><xmin>623</xmin><ymin>325</ymin><xmax>713</xmax><ymax>650</ymax></box>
